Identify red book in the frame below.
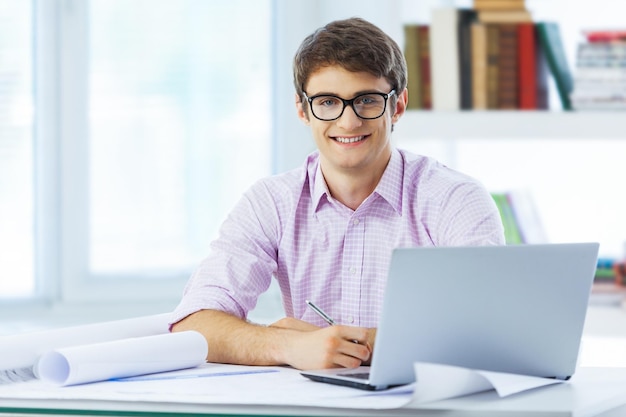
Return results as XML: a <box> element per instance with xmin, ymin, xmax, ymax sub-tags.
<box><xmin>517</xmin><ymin>23</ymin><xmax>549</xmax><ymax>109</ymax></box>
<box><xmin>517</xmin><ymin>23</ymin><xmax>536</xmax><ymax>109</ymax></box>
<box><xmin>583</xmin><ymin>29</ymin><xmax>626</xmax><ymax>43</ymax></box>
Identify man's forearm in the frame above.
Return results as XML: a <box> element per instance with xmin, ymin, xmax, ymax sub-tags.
<box><xmin>171</xmin><ymin>309</ymin><xmax>290</xmax><ymax>366</ymax></box>
<box><xmin>171</xmin><ymin>309</ymin><xmax>372</xmax><ymax>370</ymax></box>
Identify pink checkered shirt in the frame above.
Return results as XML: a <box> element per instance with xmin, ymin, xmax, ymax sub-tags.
<box><xmin>170</xmin><ymin>148</ymin><xmax>505</xmax><ymax>328</ymax></box>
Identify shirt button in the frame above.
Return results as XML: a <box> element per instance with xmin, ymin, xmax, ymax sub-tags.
<box><xmin>348</xmin><ymin>316</ymin><xmax>355</xmax><ymax>324</ymax></box>
<box><xmin>352</xmin><ymin>218</ymin><xmax>360</xmax><ymax>225</ymax></box>
<box><xmin>350</xmin><ymin>267</ymin><xmax>356</xmax><ymax>274</ymax></box>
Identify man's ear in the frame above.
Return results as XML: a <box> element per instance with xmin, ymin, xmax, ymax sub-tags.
<box><xmin>392</xmin><ymin>88</ymin><xmax>408</xmax><ymax>124</ymax></box>
<box><xmin>295</xmin><ymin>93</ymin><xmax>310</xmax><ymax>125</ymax></box>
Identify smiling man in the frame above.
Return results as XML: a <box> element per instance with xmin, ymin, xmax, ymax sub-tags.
<box><xmin>170</xmin><ymin>17</ymin><xmax>505</xmax><ymax>370</ymax></box>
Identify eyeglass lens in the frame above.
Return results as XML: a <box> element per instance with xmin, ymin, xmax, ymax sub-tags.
<box><xmin>310</xmin><ymin>93</ymin><xmax>389</xmax><ymax>121</ymax></box>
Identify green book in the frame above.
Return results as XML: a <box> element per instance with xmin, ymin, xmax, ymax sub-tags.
<box><xmin>491</xmin><ymin>192</ymin><xmax>523</xmax><ymax>245</ymax></box>
<box><xmin>536</xmin><ymin>22</ymin><xmax>573</xmax><ymax>110</ymax></box>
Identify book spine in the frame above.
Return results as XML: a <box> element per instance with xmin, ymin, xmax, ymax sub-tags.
<box><xmin>583</xmin><ymin>30</ymin><xmax>626</xmax><ymax>43</ymax></box>
<box><xmin>459</xmin><ymin>10</ymin><xmax>478</xmax><ymax>110</ymax></box>
<box><xmin>534</xmin><ymin>24</ymin><xmax>550</xmax><ymax>109</ymax></box>
<box><xmin>478</xmin><ymin>10</ymin><xmax>533</xmax><ymax>24</ymax></box>
<box><xmin>518</xmin><ymin>23</ymin><xmax>537</xmax><ymax>109</ymax></box>
<box><xmin>430</xmin><ymin>7</ymin><xmax>461</xmax><ymax>111</ymax></box>
<box><xmin>473</xmin><ymin>0</ymin><xmax>526</xmax><ymax>10</ymax></box>
<box><xmin>418</xmin><ymin>25</ymin><xmax>432</xmax><ymax>109</ymax></box>
<box><xmin>536</xmin><ymin>22</ymin><xmax>573</xmax><ymax>110</ymax></box>
<box><xmin>471</xmin><ymin>22</ymin><xmax>488</xmax><ymax>109</ymax></box>
<box><xmin>486</xmin><ymin>24</ymin><xmax>500</xmax><ymax>109</ymax></box>
<box><xmin>404</xmin><ymin>25</ymin><xmax>423</xmax><ymax>109</ymax></box>
<box><xmin>497</xmin><ymin>24</ymin><xmax>519</xmax><ymax>109</ymax></box>
<box><xmin>491</xmin><ymin>192</ymin><xmax>523</xmax><ymax>244</ymax></box>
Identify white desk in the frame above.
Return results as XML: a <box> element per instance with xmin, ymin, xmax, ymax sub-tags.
<box><xmin>2</xmin><ymin>309</ymin><xmax>626</xmax><ymax>417</ymax></box>
<box><xmin>1</xmin><ymin>366</ymin><xmax>626</xmax><ymax>417</ymax></box>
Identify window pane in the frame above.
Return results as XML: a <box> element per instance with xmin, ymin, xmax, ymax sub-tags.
<box><xmin>88</xmin><ymin>0</ymin><xmax>271</xmax><ymax>275</ymax></box>
<box><xmin>0</xmin><ymin>1</ymin><xmax>34</xmax><ymax>297</ymax></box>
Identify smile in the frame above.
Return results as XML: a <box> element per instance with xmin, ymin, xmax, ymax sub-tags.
<box><xmin>333</xmin><ymin>135</ymin><xmax>366</xmax><ymax>144</ymax></box>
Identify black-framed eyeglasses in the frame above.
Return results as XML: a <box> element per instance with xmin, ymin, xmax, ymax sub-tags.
<box><xmin>302</xmin><ymin>89</ymin><xmax>396</xmax><ymax>121</ymax></box>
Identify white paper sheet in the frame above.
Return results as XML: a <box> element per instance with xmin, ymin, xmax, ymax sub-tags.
<box><xmin>408</xmin><ymin>362</ymin><xmax>565</xmax><ymax>404</ymax></box>
<box><xmin>0</xmin><ymin>363</ymin><xmax>414</xmax><ymax>409</ymax></box>
<box><xmin>35</xmin><ymin>331</ymin><xmax>208</xmax><ymax>386</ymax></box>
<box><xmin>0</xmin><ymin>313</ymin><xmax>170</xmax><ymax>372</ymax></box>
<box><xmin>0</xmin><ymin>360</ymin><xmax>570</xmax><ymax>410</ymax></box>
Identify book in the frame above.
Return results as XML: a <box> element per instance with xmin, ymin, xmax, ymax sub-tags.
<box><xmin>497</xmin><ymin>24</ymin><xmax>519</xmax><ymax>109</ymax></box>
<box><xmin>536</xmin><ymin>22</ymin><xmax>574</xmax><ymax>110</ymax></box>
<box><xmin>506</xmin><ymin>189</ymin><xmax>546</xmax><ymax>244</ymax></box>
<box><xmin>404</xmin><ymin>25</ymin><xmax>423</xmax><ymax>109</ymax></box>
<box><xmin>535</xmin><ymin>25</ymin><xmax>550</xmax><ymax>109</ymax></box>
<box><xmin>430</xmin><ymin>7</ymin><xmax>462</xmax><ymax>110</ymax></box>
<box><xmin>486</xmin><ymin>24</ymin><xmax>500</xmax><ymax>109</ymax></box>
<box><xmin>571</xmin><ymin>40</ymin><xmax>626</xmax><ymax>110</ymax></box>
<box><xmin>478</xmin><ymin>9</ymin><xmax>533</xmax><ymax>23</ymax></box>
<box><xmin>473</xmin><ymin>0</ymin><xmax>526</xmax><ymax>10</ymax></box>
<box><xmin>517</xmin><ymin>23</ymin><xmax>536</xmax><ymax>109</ymax></box>
<box><xmin>616</xmin><ymin>260</ymin><xmax>626</xmax><ymax>286</ymax></box>
<box><xmin>458</xmin><ymin>10</ymin><xmax>478</xmax><ymax>109</ymax></box>
<box><xmin>595</xmin><ymin>258</ymin><xmax>617</xmax><ymax>283</ymax></box>
<box><xmin>417</xmin><ymin>25</ymin><xmax>432</xmax><ymax>109</ymax></box>
<box><xmin>491</xmin><ymin>190</ymin><xmax>546</xmax><ymax>245</ymax></box>
<box><xmin>582</xmin><ymin>29</ymin><xmax>626</xmax><ymax>43</ymax></box>
<box><xmin>491</xmin><ymin>192</ymin><xmax>523</xmax><ymax>244</ymax></box>
<box><xmin>517</xmin><ymin>23</ymin><xmax>549</xmax><ymax>109</ymax></box>
<box><xmin>471</xmin><ymin>22</ymin><xmax>489</xmax><ymax>109</ymax></box>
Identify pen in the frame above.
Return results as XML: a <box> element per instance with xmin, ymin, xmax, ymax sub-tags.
<box><xmin>305</xmin><ymin>299</ymin><xmax>336</xmax><ymax>326</ymax></box>
<box><xmin>305</xmin><ymin>300</ymin><xmax>360</xmax><ymax>344</ymax></box>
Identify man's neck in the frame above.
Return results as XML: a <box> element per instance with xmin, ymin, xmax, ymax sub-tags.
<box><xmin>321</xmin><ymin>153</ymin><xmax>392</xmax><ymax>211</ymax></box>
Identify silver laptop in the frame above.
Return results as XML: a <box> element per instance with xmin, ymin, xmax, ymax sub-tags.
<box><xmin>301</xmin><ymin>243</ymin><xmax>599</xmax><ymax>390</ymax></box>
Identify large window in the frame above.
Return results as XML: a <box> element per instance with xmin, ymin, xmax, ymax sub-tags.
<box><xmin>87</xmin><ymin>1</ymin><xmax>271</xmax><ymax>277</ymax></box>
<box><xmin>1</xmin><ymin>0</ymin><xmax>271</xmax><ymax>305</ymax></box>
<box><xmin>0</xmin><ymin>1</ymin><xmax>34</xmax><ymax>298</ymax></box>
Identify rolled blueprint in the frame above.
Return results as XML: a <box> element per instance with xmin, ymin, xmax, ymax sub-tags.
<box><xmin>35</xmin><ymin>331</ymin><xmax>208</xmax><ymax>386</ymax></box>
<box><xmin>0</xmin><ymin>313</ymin><xmax>170</xmax><ymax>372</ymax></box>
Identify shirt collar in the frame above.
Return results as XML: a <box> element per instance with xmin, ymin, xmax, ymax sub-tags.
<box><xmin>373</xmin><ymin>148</ymin><xmax>403</xmax><ymax>216</ymax></box>
<box><xmin>307</xmin><ymin>148</ymin><xmax>404</xmax><ymax>215</ymax></box>
<box><xmin>310</xmin><ymin>154</ymin><xmax>331</xmax><ymax>212</ymax></box>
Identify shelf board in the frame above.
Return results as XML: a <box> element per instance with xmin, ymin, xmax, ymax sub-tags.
<box><xmin>395</xmin><ymin>111</ymin><xmax>626</xmax><ymax>139</ymax></box>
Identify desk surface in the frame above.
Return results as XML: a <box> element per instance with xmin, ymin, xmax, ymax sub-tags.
<box><xmin>2</xmin><ymin>366</ymin><xmax>626</xmax><ymax>417</ymax></box>
<box><xmin>2</xmin><ymin>328</ymin><xmax>626</xmax><ymax>417</ymax></box>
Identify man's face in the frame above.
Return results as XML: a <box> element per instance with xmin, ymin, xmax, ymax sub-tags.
<box><xmin>297</xmin><ymin>65</ymin><xmax>406</xmax><ymax>175</ymax></box>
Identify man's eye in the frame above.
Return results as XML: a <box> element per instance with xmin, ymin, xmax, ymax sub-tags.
<box><xmin>356</xmin><ymin>95</ymin><xmax>378</xmax><ymax>105</ymax></box>
<box><xmin>315</xmin><ymin>97</ymin><xmax>340</xmax><ymax>107</ymax></box>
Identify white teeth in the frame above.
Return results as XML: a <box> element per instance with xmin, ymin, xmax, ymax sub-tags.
<box><xmin>335</xmin><ymin>136</ymin><xmax>365</xmax><ymax>144</ymax></box>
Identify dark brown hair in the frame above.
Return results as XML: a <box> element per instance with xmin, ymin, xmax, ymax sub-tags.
<box><xmin>293</xmin><ymin>17</ymin><xmax>407</xmax><ymax>101</ymax></box>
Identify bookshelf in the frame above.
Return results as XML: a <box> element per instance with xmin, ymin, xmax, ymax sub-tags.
<box><xmin>395</xmin><ymin>111</ymin><xmax>626</xmax><ymax>140</ymax></box>
<box><xmin>393</xmin><ymin>0</ymin><xmax>626</xmax><ymax>261</ymax></box>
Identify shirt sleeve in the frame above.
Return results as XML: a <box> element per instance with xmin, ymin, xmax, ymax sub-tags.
<box><xmin>434</xmin><ymin>180</ymin><xmax>506</xmax><ymax>246</ymax></box>
<box><xmin>169</xmin><ymin>180</ymin><xmax>282</xmax><ymax>327</ymax></box>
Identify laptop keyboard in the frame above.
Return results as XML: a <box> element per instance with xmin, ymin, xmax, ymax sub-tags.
<box><xmin>338</xmin><ymin>372</ymin><xmax>370</xmax><ymax>380</ymax></box>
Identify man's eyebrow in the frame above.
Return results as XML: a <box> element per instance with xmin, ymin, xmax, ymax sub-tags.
<box><xmin>308</xmin><ymin>89</ymin><xmax>386</xmax><ymax>98</ymax></box>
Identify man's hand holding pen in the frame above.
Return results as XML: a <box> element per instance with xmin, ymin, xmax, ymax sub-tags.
<box><xmin>267</xmin><ymin>300</ymin><xmax>375</xmax><ymax>370</ymax></box>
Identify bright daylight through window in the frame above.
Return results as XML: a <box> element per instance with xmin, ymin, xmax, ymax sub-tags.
<box><xmin>0</xmin><ymin>0</ymin><xmax>271</xmax><ymax>302</ymax></box>
<box><xmin>87</xmin><ymin>1</ymin><xmax>272</xmax><ymax>277</ymax></box>
<box><xmin>0</xmin><ymin>1</ymin><xmax>34</xmax><ymax>297</ymax></box>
